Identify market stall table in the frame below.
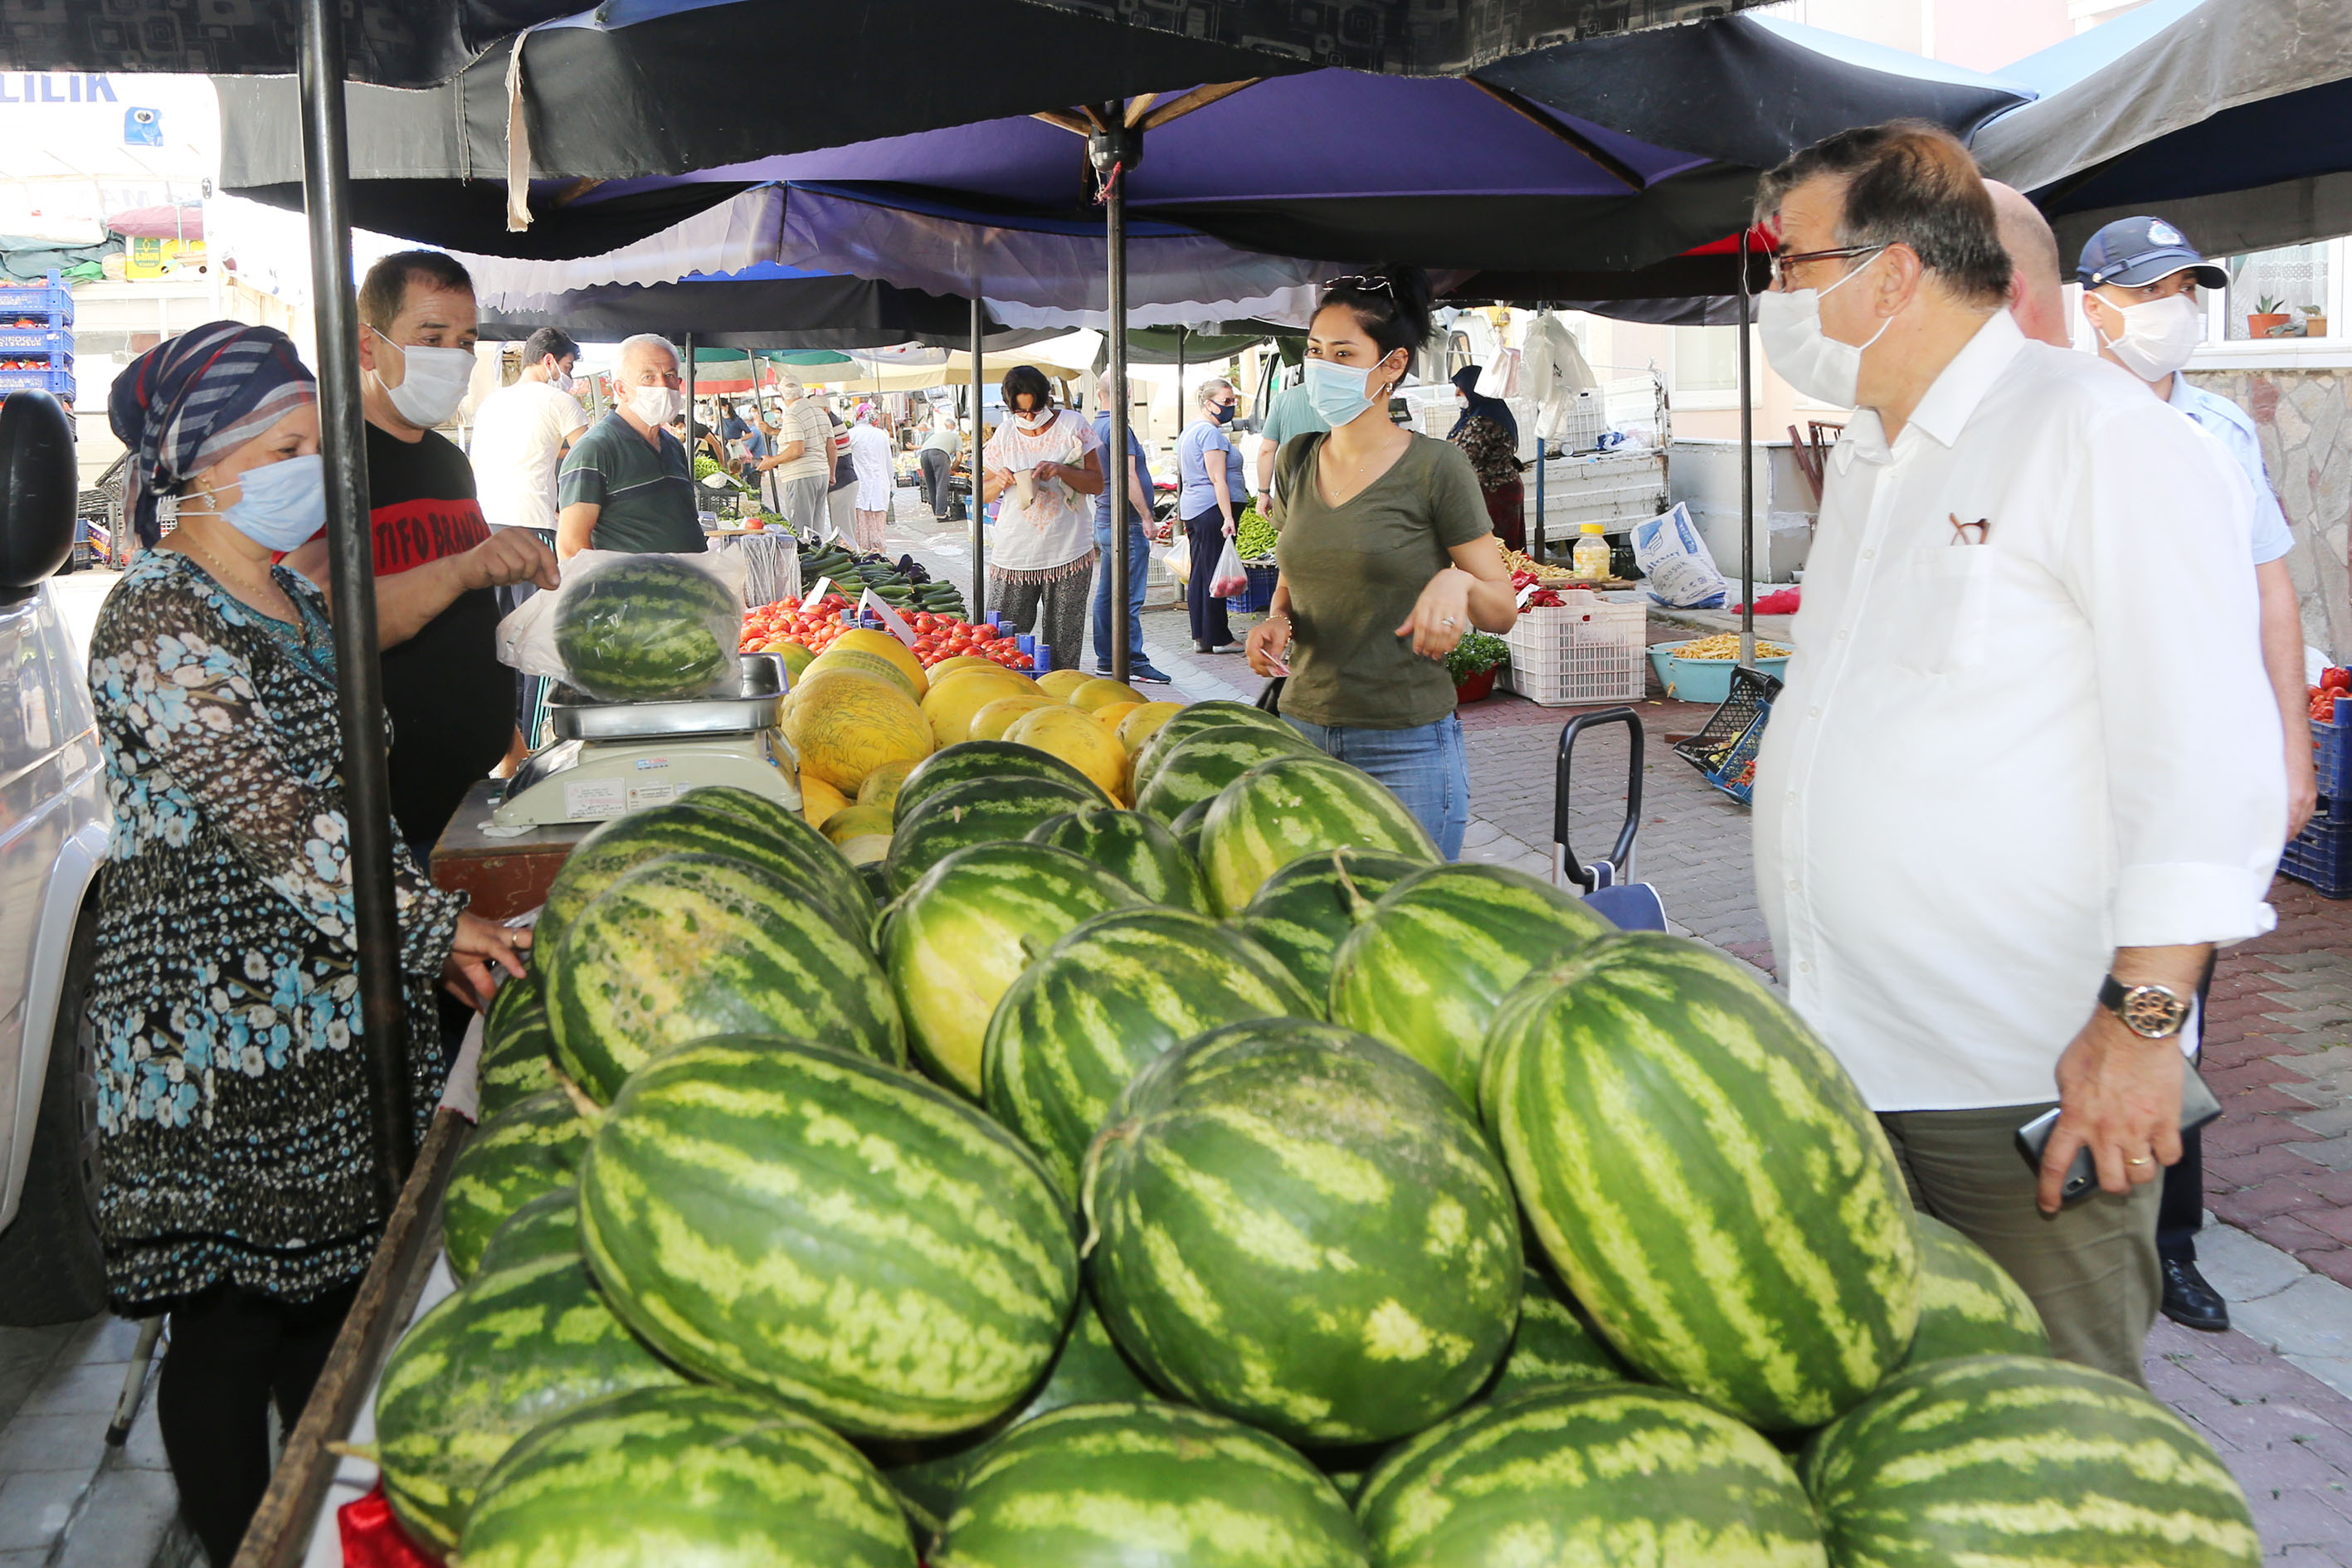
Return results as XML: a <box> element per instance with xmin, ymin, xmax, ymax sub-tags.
<box><xmin>429</xmin><ymin>779</ymin><xmax>596</xmax><ymax>919</ymax></box>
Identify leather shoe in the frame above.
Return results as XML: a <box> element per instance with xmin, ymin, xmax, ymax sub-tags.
<box><xmin>2160</xmin><ymin>1257</ymin><xmax>2230</xmax><ymax>1332</ymax></box>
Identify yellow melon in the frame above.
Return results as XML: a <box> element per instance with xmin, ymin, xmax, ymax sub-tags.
<box><xmin>928</xmin><ymin>654</ymin><xmax>1006</xmax><ymax>681</ymax></box>
<box><xmin>783</xmin><ymin>673</ymin><xmax>932</xmax><ymax>791</ymax></box>
<box><xmin>803</xmin><ymin>646</ymin><xmax>920</xmax><ymax>703</ymax></box>
<box><xmin>1006</xmin><ymin>704</ymin><xmax>1131</xmax><ymax>802</ymax></box>
<box><xmin>1116</xmin><ymin>701</ymin><xmax>1186</xmax><ymax>753</ymax></box>
<box><xmin>969</xmin><ymin>694</ymin><xmax>1060</xmax><ymax>743</ymax></box>
<box><xmin>921</xmin><ymin>668</ymin><xmax>1045</xmax><ymax>748</ymax></box>
<box><xmin>855</xmin><ymin>757</ymin><xmax>919</xmax><ymax>815</ymax></box>
<box><xmin>761</xmin><ymin>639</ymin><xmax>816</xmax><ymax>682</ymax></box>
<box><xmin>1035</xmin><ymin>669</ymin><xmax>1095</xmax><ymax>700</ymax></box>
<box><xmin>830</xmin><ymin>627</ymin><xmax>928</xmax><ymax>698</ymax></box>
<box><xmin>1070</xmin><ymin>677</ymin><xmax>1146</xmax><ymax>713</ymax></box>
<box><xmin>799</xmin><ymin>774</ymin><xmax>849</xmax><ymax>829</ymax></box>
<box><xmin>1093</xmin><ymin>700</ymin><xmax>1144</xmax><ymax>731</ymax></box>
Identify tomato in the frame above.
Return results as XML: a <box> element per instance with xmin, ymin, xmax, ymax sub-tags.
<box><xmin>971</xmin><ymin>624</ymin><xmax>999</xmax><ymax>642</ymax></box>
<box><xmin>2323</xmin><ymin>667</ymin><xmax>2351</xmax><ymax>694</ymax></box>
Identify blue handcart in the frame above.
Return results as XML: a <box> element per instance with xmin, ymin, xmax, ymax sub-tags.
<box><xmin>1553</xmin><ymin>706</ymin><xmax>1667</xmax><ymax>931</ymax></box>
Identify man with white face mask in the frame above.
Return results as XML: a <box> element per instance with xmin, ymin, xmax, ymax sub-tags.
<box><xmin>1751</xmin><ymin>123</ymin><xmax>2284</xmax><ymax>1385</ymax></box>
<box><xmin>557</xmin><ymin>333</ymin><xmax>704</xmax><ymax>558</ymax></box>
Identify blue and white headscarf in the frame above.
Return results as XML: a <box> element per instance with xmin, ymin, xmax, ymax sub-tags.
<box><xmin>108</xmin><ymin>321</ymin><xmax>315</xmax><ymax>546</ymax></box>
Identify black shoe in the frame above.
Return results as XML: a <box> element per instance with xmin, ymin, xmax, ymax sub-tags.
<box><xmin>2160</xmin><ymin>1257</ymin><xmax>2230</xmax><ymax>1332</ymax></box>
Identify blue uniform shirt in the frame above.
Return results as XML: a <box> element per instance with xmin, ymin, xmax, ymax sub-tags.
<box><xmin>1092</xmin><ymin>411</ymin><xmax>1155</xmax><ymax>533</ymax></box>
<box><xmin>2170</xmin><ymin>377</ymin><xmax>2294</xmax><ymax>565</ymax></box>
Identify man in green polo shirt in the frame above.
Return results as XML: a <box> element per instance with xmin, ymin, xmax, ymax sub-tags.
<box><xmin>556</xmin><ymin>333</ymin><xmax>706</xmax><ymax>556</ymax></box>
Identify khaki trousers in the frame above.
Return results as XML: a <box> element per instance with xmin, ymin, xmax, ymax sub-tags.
<box><xmin>1878</xmin><ymin>1103</ymin><xmax>2161</xmax><ymax>1386</ymax></box>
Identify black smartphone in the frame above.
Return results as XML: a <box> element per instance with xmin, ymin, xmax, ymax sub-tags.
<box><xmin>2014</xmin><ymin>1073</ymin><xmax>2223</xmax><ymax>1207</ymax></box>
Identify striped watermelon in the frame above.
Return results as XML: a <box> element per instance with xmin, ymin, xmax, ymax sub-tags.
<box><xmin>895</xmin><ymin>740</ymin><xmax>1111</xmax><ymax>826</ymax></box>
<box><xmin>933</xmin><ymin>1401</ymin><xmax>1369</xmax><ymax>1568</ymax></box>
<box><xmin>478</xmin><ymin>976</ymin><xmax>556</xmax><ymax>1121</ymax></box>
<box><xmin>1133</xmin><ymin>724</ymin><xmax>1321</xmax><ymax>824</ymax></box>
<box><xmin>373</xmin><ymin>1249</ymin><xmax>684</xmax><ymax>1551</ymax></box>
<box><xmin>1800</xmin><ymin>1355</ymin><xmax>2258</xmax><ymax>1567</ymax></box>
<box><xmin>1356</xmin><ymin>1382</ymin><xmax>1828</xmax><ymax>1568</ymax></box>
<box><xmin>1200</xmin><ymin>753</ymin><xmax>1439</xmax><ymax>916</ymax></box>
<box><xmin>1489</xmin><ymin>1266</ymin><xmax>1629</xmax><ymax>1401</ymax></box>
<box><xmin>1129</xmin><ymin>699</ymin><xmax>1300</xmax><ymax>803</ymax></box>
<box><xmin>875</xmin><ymin>1298</ymin><xmax>1155</xmax><ymax>1537</ymax></box>
<box><xmin>554</xmin><ymin>553</ymin><xmax>738</xmax><ymax>702</ymax></box>
<box><xmin>1171</xmin><ymin>797</ymin><xmax>1212</xmax><ymax>862</ymax></box>
<box><xmin>1232</xmin><ymin>849</ymin><xmax>1428</xmax><ymax>1001</ymax></box>
<box><xmin>544</xmin><ymin>852</ymin><xmax>903</xmax><ymax>1103</ymax></box>
<box><xmin>460</xmin><ymin>1385</ymin><xmax>916</xmax><ymax>1568</ymax></box>
<box><xmin>886</xmin><ymin>774</ymin><xmax>1106</xmax><ymax>894</ymax></box>
<box><xmin>682</xmin><ymin>782</ymin><xmax>879</xmax><ymax>929</ymax></box>
<box><xmin>473</xmin><ymin>1187</ymin><xmax>579</xmax><ymax>1277</ymax></box>
<box><xmin>441</xmin><ymin>1088</ymin><xmax>587</xmax><ymax>1281</ymax></box>
<box><xmin>578</xmin><ymin>1036</ymin><xmax>1079</xmax><ymax>1439</ymax></box>
<box><xmin>1027</xmin><ymin>802</ymin><xmax>1212</xmax><ymax>913</ymax></box>
<box><xmin>880</xmin><ymin>841</ymin><xmax>1147</xmax><ymax>1098</ymax></box>
<box><xmin>1328</xmin><ymin>863</ymin><xmax>1612</xmax><ymax>1103</ymax></box>
<box><xmin>981</xmin><ymin>907</ymin><xmax>1319</xmax><ymax>1195</ymax></box>
<box><xmin>1480</xmin><ymin>933</ymin><xmax>1917</xmax><ymax>1431</ymax></box>
<box><xmin>1086</xmin><ymin>1020</ymin><xmax>1522</xmax><ymax>1445</ymax></box>
<box><xmin>1904</xmin><ymin>1214</ymin><xmax>2049</xmax><ymax>1367</ymax></box>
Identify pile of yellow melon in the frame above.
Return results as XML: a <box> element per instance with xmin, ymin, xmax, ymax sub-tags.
<box><xmin>779</xmin><ymin>630</ymin><xmax>1182</xmax><ymax>861</ymax></box>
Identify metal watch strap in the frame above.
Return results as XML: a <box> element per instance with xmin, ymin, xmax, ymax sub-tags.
<box><xmin>2097</xmin><ymin>974</ymin><xmax>2189</xmax><ymax>1040</ymax></box>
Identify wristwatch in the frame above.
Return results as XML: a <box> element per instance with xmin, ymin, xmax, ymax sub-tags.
<box><xmin>2097</xmin><ymin>975</ymin><xmax>2192</xmax><ymax>1040</ymax></box>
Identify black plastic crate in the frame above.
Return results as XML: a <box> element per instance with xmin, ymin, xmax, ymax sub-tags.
<box><xmin>1670</xmin><ymin>666</ymin><xmax>1781</xmax><ymax>806</ymax></box>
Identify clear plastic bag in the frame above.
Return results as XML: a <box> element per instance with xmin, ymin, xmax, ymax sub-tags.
<box><xmin>1210</xmin><ymin>537</ymin><xmax>1249</xmax><ymax>599</ymax></box>
<box><xmin>498</xmin><ymin>548</ymin><xmax>748</xmax><ymax>703</ymax></box>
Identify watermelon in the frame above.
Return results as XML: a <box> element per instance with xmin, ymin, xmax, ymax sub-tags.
<box><xmin>1171</xmin><ymin>797</ymin><xmax>1212</xmax><ymax>861</ymax></box>
<box><xmin>886</xmin><ymin>774</ymin><xmax>1105</xmax><ymax>894</ymax></box>
<box><xmin>880</xmin><ymin>841</ymin><xmax>1147</xmax><ymax>1098</ymax></box>
<box><xmin>933</xmin><ymin>1401</ymin><xmax>1369</xmax><ymax>1568</ymax></box>
<box><xmin>554</xmin><ymin>553</ymin><xmax>738</xmax><ymax>702</ymax></box>
<box><xmin>1328</xmin><ymin>863</ymin><xmax>1612</xmax><ymax>1104</ymax></box>
<box><xmin>1027</xmin><ymin>802</ymin><xmax>1211</xmax><ymax>913</ymax></box>
<box><xmin>1232</xmin><ymin>849</ymin><xmax>1428</xmax><ymax>1001</ymax></box>
<box><xmin>874</xmin><ymin>1298</ymin><xmax>1155</xmax><ymax>1538</ymax></box>
<box><xmin>1356</xmin><ymin>1382</ymin><xmax>1828</xmax><ymax>1568</ymax></box>
<box><xmin>578</xmin><ymin>1036</ymin><xmax>1078</xmax><ymax>1439</ymax></box>
<box><xmin>460</xmin><ymin>1385</ymin><xmax>916</xmax><ymax>1568</ymax></box>
<box><xmin>1903</xmin><ymin>1213</ymin><xmax>2050</xmax><ymax>1367</ymax></box>
<box><xmin>1489</xmin><ymin>1266</ymin><xmax>1628</xmax><ymax>1401</ymax></box>
<box><xmin>473</xmin><ymin>1187</ymin><xmax>580</xmax><ymax>1277</ymax></box>
<box><xmin>373</xmin><ymin>1249</ymin><xmax>684</xmax><ymax>1551</ymax></box>
<box><xmin>1086</xmin><ymin>1020</ymin><xmax>1521</xmax><ymax>1445</ymax></box>
<box><xmin>683</xmin><ymin>782</ymin><xmax>879</xmax><ymax>928</ymax></box>
<box><xmin>1199</xmin><ymin>753</ymin><xmax>1439</xmax><ymax>916</ymax></box>
<box><xmin>441</xmin><ymin>1088</ymin><xmax>587</xmax><ymax>1281</ymax></box>
<box><xmin>1132</xmin><ymin>724</ymin><xmax>1321</xmax><ymax>824</ymax></box>
<box><xmin>1479</xmin><ymin>933</ymin><xmax>1917</xmax><ymax>1431</ymax></box>
<box><xmin>1800</xmin><ymin>1355</ymin><xmax>2258</xmax><ymax>1568</ymax></box>
<box><xmin>478</xmin><ymin>976</ymin><xmax>556</xmax><ymax>1121</ymax></box>
<box><xmin>1128</xmin><ymin>699</ymin><xmax>1300</xmax><ymax>804</ymax></box>
<box><xmin>981</xmin><ymin>907</ymin><xmax>1319</xmax><ymax>1195</ymax></box>
<box><xmin>544</xmin><ymin>853</ymin><xmax>904</xmax><ymax>1103</ymax></box>
<box><xmin>894</xmin><ymin>739</ymin><xmax>1111</xmax><ymax>826</ymax></box>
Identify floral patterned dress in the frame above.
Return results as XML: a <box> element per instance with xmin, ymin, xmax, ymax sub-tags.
<box><xmin>85</xmin><ymin>551</ymin><xmax>465</xmax><ymax>1311</ymax></box>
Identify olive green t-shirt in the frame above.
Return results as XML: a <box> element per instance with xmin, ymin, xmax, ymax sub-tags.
<box><xmin>1269</xmin><ymin>431</ymin><xmax>1492</xmax><ymax>729</ymax></box>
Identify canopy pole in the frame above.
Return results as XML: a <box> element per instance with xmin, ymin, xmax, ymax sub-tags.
<box><xmin>1093</xmin><ymin>109</ymin><xmax>1138</xmax><ymax>684</ymax></box>
<box><xmin>298</xmin><ymin>0</ymin><xmax>411</xmax><ymax>1208</ymax></box>
<box><xmin>684</xmin><ymin>331</ymin><xmax>697</xmax><ymax>475</ymax></box>
<box><xmin>1737</xmin><ymin>229</ymin><xmax>1755</xmax><ymax>670</ymax></box>
<box><xmin>969</xmin><ymin>298</ymin><xmax>986</xmax><ymax>621</ymax></box>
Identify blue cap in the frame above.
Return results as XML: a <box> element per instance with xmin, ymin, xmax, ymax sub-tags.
<box><xmin>2077</xmin><ymin>216</ymin><xmax>2228</xmax><ymax>290</ymax></box>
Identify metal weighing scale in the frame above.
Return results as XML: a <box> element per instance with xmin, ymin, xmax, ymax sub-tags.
<box><xmin>494</xmin><ymin>654</ymin><xmax>802</xmax><ymax>827</ymax></box>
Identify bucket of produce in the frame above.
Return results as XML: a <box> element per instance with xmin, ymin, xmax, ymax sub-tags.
<box><xmin>1649</xmin><ymin>635</ymin><xmax>1791</xmax><ymax>704</ymax></box>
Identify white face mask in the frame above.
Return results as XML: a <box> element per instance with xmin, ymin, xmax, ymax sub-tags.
<box><xmin>2093</xmin><ymin>291</ymin><xmax>2204</xmax><ymax>382</ymax></box>
<box><xmin>1756</xmin><ymin>248</ymin><xmax>1892</xmax><ymax>408</ymax></box>
<box><xmin>629</xmin><ymin>384</ymin><xmax>682</xmax><ymax>426</ymax></box>
<box><xmin>370</xmin><ymin>328</ymin><xmax>473</xmax><ymax>428</ymax></box>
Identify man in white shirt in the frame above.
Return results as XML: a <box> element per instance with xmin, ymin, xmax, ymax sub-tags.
<box><xmin>918</xmin><ymin>412</ymin><xmax>961</xmax><ymax>519</ymax></box>
<box><xmin>1751</xmin><ymin>123</ymin><xmax>2286</xmax><ymax>1383</ymax></box>
<box><xmin>470</xmin><ymin>327</ymin><xmax>588</xmax><ymax>538</ymax></box>
<box><xmin>753</xmin><ymin>376</ymin><xmax>835</xmax><ymax>538</ymax></box>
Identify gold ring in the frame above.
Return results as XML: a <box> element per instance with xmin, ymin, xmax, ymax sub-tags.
<box><xmin>2127</xmin><ymin>1157</ymin><xmax>2149</xmax><ymax>1166</ymax></box>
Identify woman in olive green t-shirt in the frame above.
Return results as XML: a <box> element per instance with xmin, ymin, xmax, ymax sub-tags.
<box><xmin>1248</xmin><ymin>267</ymin><xmax>1517</xmax><ymax>859</ymax></box>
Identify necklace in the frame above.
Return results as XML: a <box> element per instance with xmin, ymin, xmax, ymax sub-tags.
<box><xmin>175</xmin><ymin>529</ymin><xmax>315</xmax><ymax>654</ymax></box>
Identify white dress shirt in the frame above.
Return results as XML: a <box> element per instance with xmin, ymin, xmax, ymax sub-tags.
<box><xmin>1754</xmin><ymin>311</ymin><xmax>2285</xmax><ymax>1113</ymax></box>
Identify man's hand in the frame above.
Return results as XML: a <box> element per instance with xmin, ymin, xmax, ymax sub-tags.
<box><xmin>457</xmin><ymin>528</ymin><xmax>559</xmax><ymax>594</ymax></box>
<box><xmin>2038</xmin><ymin>1010</ymin><xmax>2187</xmax><ymax>1213</ymax></box>
<box><xmin>2287</xmin><ymin>740</ymin><xmax>2319</xmax><ymax>840</ymax></box>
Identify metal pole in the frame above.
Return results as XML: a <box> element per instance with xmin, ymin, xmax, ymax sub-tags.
<box><xmin>1737</xmin><ymin>229</ymin><xmax>1755</xmax><ymax>669</ymax></box>
<box><xmin>969</xmin><ymin>297</ymin><xmax>986</xmax><ymax>621</ymax></box>
<box><xmin>299</xmin><ymin>0</ymin><xmax>411</xmax><ymax>1208</ymax></box>
<box><xmin>684</xmin><ymin>332</ymin><xmax>697</xmax><ymax>471</ymax></box>
<box><xmin>1093</xmin><ymin>110</ymin><xmax>1136</xmax><ymax>684</ymax></box>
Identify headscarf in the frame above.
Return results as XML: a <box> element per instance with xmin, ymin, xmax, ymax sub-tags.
<box><xmin>1449</xmin><ymin>365</ymin><xmax>1518</xmax><ymax>446</ymax></box>
<box><xmin>109</xmin><ymin>321</ymin><xmax>315</xmax><ymax>547</ymax></box>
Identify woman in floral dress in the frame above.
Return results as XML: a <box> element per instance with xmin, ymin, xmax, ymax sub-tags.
<box><xmin>1449</xmin><ymin>365</ymin><xmax>1527</xmax><ymax>554</ymax></box>
<box><xmin>90</xmin><ymin>323</ymin><xmax>529</xmax><ymax>1563</ymax></box>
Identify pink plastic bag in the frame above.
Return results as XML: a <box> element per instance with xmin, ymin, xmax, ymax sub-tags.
<box><xmin>1209</xmin><ymin>538</ymin><xmax>1249</xmax><ymax>599</ymax></box>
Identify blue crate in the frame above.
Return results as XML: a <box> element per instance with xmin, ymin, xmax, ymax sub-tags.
<box><xmin>0</xmin><ymin>367</ymin><xmax>73</xmax><ymax>399</ymax></box>
<box><xmin>0</xmin><ymin>327</ymin><xmax>70</xmax><ymax>354</ymax></box>
<box><xmin>1225</xmin><ymin>562</ymin><xmax>1278</xmax><ymax>614</ymax></box>
<box><xmin>2315</xmin><ymin>711</ymin><xmax>2350</xmax><ymax>801</ymax></box>
<box><xmin>2281</xmin><ymin>797</ymin><xmax>2350</xmax><ymax>899</ymax></box>
<box><xmin>0</xmin><ymin>272</ymin><xmax>74</xmax><ymax>327</ymax></box>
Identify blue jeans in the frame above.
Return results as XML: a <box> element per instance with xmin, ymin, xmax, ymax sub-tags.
<box><xmin>1286</xmin><ymin>712</ymin><xmax>1469</xmax><ymax>860</ymax></box>
<box><xmin>1092</xmin><ymin>518</ymin><xmax>1151</xmax><ymax>670</ymax></box>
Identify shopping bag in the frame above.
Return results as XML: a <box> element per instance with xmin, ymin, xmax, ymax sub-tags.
<box><xmin>1630</xmin><ymin>502</ymin><xmax>1730</xmax><ymax>609</ymax></box>
<box><xmin>1210</xmin><ymin>537</ymin><xmax>1249</xmax><ymax>599</ymax></box>
<box><xmin>494</xmin><ymin>547</ymin><xmax>748</xmax><ymax>684</ymax></box>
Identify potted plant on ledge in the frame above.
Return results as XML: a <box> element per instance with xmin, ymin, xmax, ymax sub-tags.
<box><xmin>1449</xmin><ymin>630</ymin><xmax>1510</xmax><ymax>704</ymax></box>
<box><xmin>2247</xmin><ymin>295</ymin><xmax>2292</xmax><ymax>337</ymax></box>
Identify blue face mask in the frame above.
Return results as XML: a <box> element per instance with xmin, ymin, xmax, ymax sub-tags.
<box><xmin>1302</xmin><ymin>356</ymin><xmax>1390</xmax><ymax>426</ymax></box>
<box><xmin>215</xmin><ymin>453</ymin><xmax>328</xmax><ymax>553</ymax></box>
<box><xmin>1212</xmin><ymin>402</ymin><xmax>1236</xmax><ymax>426</ymax></box>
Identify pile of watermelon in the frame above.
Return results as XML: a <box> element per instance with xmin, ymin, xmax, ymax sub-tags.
<box><xmin>380</xmin><ymin>703</ymin><xmax>2262</xmax><ymax>1567</ymax></box>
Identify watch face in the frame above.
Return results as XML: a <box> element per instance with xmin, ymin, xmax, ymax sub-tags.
<box><xmin>2120</xmin><ymin>985</ymin><xmax>2187</xmax><ymax>1038</ymax></box>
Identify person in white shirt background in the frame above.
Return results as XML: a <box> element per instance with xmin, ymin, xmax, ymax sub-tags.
<box><xmin>847</xmin><ymin>404</ymin><xmax>895</xmax><ymax>554</ymax></box>
<box><xmin>1751</xmin><ymin>120</ymin><xmax>2285</xmax><ymax>1384</ymax></box>
<box><xmin>752</xmin><ymin>375</ymin><xmax>835</xmax><ymax>538</ymax></box>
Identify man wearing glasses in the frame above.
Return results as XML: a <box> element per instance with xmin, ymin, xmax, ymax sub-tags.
<box><xmin>1749</xmin><ymin>123</ymin><xmax>2284</xmax><ymax>1384</ymax></box>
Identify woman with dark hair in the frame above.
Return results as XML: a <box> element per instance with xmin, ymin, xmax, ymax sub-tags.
<box><xmin>1449</xmin><ymin>365</ymin><xmax>1527</xmax><ymax>554</ymax></box>
<box><xmin>981</xmin><ymin>365</ymin><xmax>1103</xmax><ymax>673</ymax></box>
<box><xmin>1244</xmin><ymin>268</ymin><xmax>1517</xmax><ymax>858</ymax></box>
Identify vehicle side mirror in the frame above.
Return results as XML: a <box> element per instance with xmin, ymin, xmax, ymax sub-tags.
<box><xmin>0</xmin><ymin>392</ymin><xmax>75</xmax><ymax>601</ymax></box>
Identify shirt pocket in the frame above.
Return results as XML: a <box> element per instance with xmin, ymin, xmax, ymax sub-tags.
<box><xmin>1883</xmin><ymin>547</ymin><xmax>1994</xmax><ymax>676</ymax></box>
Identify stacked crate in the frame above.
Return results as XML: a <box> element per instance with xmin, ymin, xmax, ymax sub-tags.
<box><xmin>2283</xmin><ymin>712</ymin><xmax>2352</xmax><ymax>898</ymax></box>
<box><xmin>0</xmin><ymin>270</ymin><xmax>74</xmax><ymax>403</ymax></box>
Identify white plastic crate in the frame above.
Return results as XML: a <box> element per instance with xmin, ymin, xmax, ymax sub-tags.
<box><xmin>1500</xmin><ymin>595</ymin><xmax>1647</xmax><ymax>706</ymax></box>
<box><xmin>1526</xmin><ymin>450</ymin><xmax>1669</xmax><ymax>541</ymax></box>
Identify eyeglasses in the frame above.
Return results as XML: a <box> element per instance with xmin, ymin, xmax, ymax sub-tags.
<box><xmin>1769</xmin><ymin>243</ymin><xmax>1890</xmax><ymax>290</ymax></box>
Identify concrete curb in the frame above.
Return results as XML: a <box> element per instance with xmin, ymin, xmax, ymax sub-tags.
<box><xmin>2201</xmin><ymin>1217</ymin><xmax>2352</xmax><ymax>1401</ymax></box>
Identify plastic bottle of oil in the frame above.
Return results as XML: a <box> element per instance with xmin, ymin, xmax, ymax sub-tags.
<box><xmin>1570</xmin><ymin>522</ymin><xmax>1612</xmax><ymax>581</ymax></box>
